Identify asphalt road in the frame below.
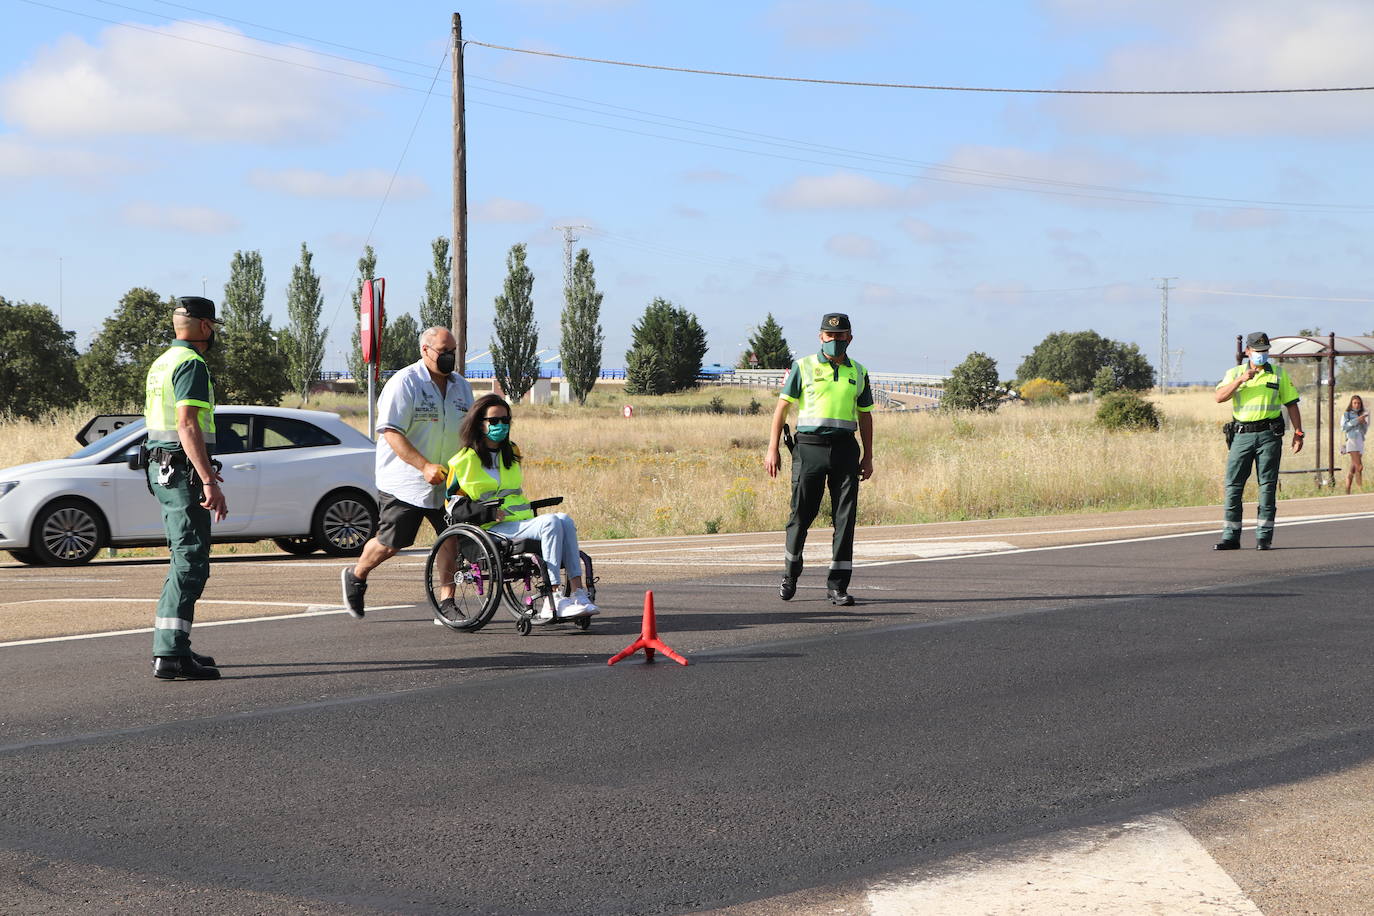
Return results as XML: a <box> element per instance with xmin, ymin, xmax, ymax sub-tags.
<box><xmin>3</xmin><ymin>515</ymin><xmax>1374</xmax><ymax>914</ymax></box>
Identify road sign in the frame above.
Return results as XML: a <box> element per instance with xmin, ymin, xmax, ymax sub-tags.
<box><xmin>75</xmin><ymin>414</ymin><xmax>142</xmax><ymax>446</ymax></box>
<box><xmin>361</xmin><ymin>277</ymin><xmax>386</xmax><ymax>371</ymax></box>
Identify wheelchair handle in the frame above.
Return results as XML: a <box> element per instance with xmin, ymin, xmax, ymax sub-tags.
<box><xmin>528</xmin><ymin>496</ymin><xmax>564</xmax><ymax>511</ymax></box>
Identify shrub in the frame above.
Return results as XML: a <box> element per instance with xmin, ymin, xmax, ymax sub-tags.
<box><xmin>1096</xmin><ymin>390</ymin><xmax>1162</xmax><ymax>430</ymax></box>
<box><xmin>747</xmin><ymin>398</ymin><xmax>762</xmax><ymax>415</ymax></box>
<box><xmin>1019</xmin><ymin>377</ymin><xmax>1069</xmax><ymax>404</ymax></box>
<box><xmin>708</xmin><ymin>395</ymin><xmax>726</xmax><ymax>414</ymax></box>
<box><xmin>1091</xmin><ymin>366</ymin><xmax>1117</xmax><ymax>398</ymax></box>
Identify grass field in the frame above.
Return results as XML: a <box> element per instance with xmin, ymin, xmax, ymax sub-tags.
<box><xmin>1</xmin><ymin>385</ymin><xmax>1359</xmax><ymax>558</ymax></box>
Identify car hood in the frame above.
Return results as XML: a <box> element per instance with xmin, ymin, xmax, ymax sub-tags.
<box><xmin>0</xmin><ymin>458</ymin><xmax>81</xmax><ymax>479</ymax></box>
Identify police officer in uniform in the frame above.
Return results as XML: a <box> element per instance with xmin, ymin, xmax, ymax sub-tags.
<box><xmin>145</xmin><ymin>296</ymin><xmax>228</xmax><ymax>680</ymax></box>
<box><xmin>765</xmin><ymin>313</ymin><xmax>874</xmax><ymax>605</ymax></box>
<box><xmin>1214</xmin><ymin>331</ymin><xmax>1304</xmax><ymax>551</ymax></box>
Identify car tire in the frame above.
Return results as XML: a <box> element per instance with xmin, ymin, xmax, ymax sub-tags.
<box><xmin>7</xmin><ymin>549</ymin><xmax>41</xmax><ymax>565</ymax></box>
<box><xmin>312</xmin><ymin>489</ymin><xmax>377</xmax><ymax>557</ymax></box>
<box><xmin>30</xmin><ymin>498</ymin><xmax>107</xmax><ymax>566</ymax></box>
<box><xmin>273</xmin><ymin>536</ymin><xmax>319</xmax><ymax>556</ymax></box>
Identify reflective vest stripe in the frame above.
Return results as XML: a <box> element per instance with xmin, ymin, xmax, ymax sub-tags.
<box><xmin>796</xmin><ymin>416</ymin><xmax>858</xmax><ymax>430</ymax></box>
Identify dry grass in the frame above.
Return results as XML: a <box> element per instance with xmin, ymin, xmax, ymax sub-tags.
<box><xmin>1</xmin><ymin>387</ymin><xmax>1355</xmax><ymax>555</ymax></box>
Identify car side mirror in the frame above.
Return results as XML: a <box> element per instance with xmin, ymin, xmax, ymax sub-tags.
<box><xmin>127</xmin><ymin>443</ymin><xmax>149</xmax><ymax>472</ymax></box>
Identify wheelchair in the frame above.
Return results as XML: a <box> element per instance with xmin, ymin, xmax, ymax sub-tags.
<box><xmin>424</xmin><ymin>496</ymin><xmax>597</xmax><ymax>636</ymax></box>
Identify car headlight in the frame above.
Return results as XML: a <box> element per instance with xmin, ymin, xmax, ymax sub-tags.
<box><xmin>0</xmin><ymin>481</ymin><xmax>17</xmax><ymax>500</ymax></box>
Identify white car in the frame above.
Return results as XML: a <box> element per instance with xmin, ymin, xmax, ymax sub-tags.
<box><xmin>0</xmin><ymin>406</ymin><xmax>379</xmax><ymax>566</ymax></box>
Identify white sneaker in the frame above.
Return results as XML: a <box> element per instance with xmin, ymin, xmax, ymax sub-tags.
<box><xmin>552</xmin><ymin>595</ymin><xmax>584</xmax><ymax>620</ymax></box>
<box><xmin>569</xmin><ymin>588</ymin><xmax>599</xmax><ymax>616</ymax></box>
<box><xmin>534</xmin><ymin>596</ymin><xmax>557</xmax><ymax>623</ymax></box>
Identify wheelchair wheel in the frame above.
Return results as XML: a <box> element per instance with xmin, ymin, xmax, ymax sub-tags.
<box><xmin>426</xmin><ymin>525</ymin><xmax>502</xmax><ymax>631</ymax></box>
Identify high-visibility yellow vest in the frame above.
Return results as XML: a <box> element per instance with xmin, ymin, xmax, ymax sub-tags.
<box><xmin>445</xmin><ymin>447</ymin><xmax>535</xmax><ymax>528</ymax></box>
<box><xmin>1219</xmin><ymin>363</ymin><xmax>1298</xmax><ymax>422</ymax></box>
<box><xmin>796</xmin><ymin>353</ymin><xmax>867</xmax><ymax>432</ymax></box>
<box><xmin>143</xmin><ymin>344</ymin><xmax>216</xmax><ymax>446</ymax></box>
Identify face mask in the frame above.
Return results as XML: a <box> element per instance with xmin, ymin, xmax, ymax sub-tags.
<box><xmin>435</xmin><ymin>350</ymin><xmax>456</xmax><ymax>374</ymax></box>
<box><xmin>822</xmin><ymin>339</ymin><xmax>848</xmax><ymax>359</ymax></box>
<box><xmin>1252</xmin><ymin>352</ymin><xmax>1269</xmax><ymax>366</ymax></box>
<box><xmin>485</xmin><ymin>422</ymin><xmax>510</xmax><ymax>443</ymax></box>
<box><xmin>199</xmin><ymin>328</ymin><xmax>216</xmax><ymax>352</ymax></box>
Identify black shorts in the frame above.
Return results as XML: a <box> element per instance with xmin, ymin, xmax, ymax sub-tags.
<box><xmin>375</xmin><ymin>492</ymin><xmax>448</xmax><ymax>549</ymax></box>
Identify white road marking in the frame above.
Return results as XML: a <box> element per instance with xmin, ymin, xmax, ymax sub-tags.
<box><xmin>0</xmin><ymin>576</ymin><xmax>123</xmax><ymax>583</ymax></box>
<box><xmin>0</xmin><ymin>598</ymin><xmax>353</xmax><ymax>609</ymax></box>
<box><xmin>867</xmin><ymin>814</ymin><xmax>1261</xmax><ymax>915</ymax></box>
<box><xmin>0</xmin><ymin>605</ymin><xmax>414</xmax><ymax>648</ymax></box>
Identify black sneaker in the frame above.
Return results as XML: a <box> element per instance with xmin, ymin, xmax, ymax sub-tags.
<box><xmin>340</xmin><ymin>567</ymin><xmax>367</xmax><ymax>618</ymax></box>
<box><xmin>779</xmin><ymin>576</ymin><xmax>797</xmax><ymax>601</ymax></box>
<box><xmin>1213</xmin><ymin>540</ymin><xmax>1241</xmax><ymax>551</ymax></box>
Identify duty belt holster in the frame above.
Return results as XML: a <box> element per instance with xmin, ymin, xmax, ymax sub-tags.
<box><xmin>147</xmin><ymin>448</ymin><xmax>221</xmax><ymax>497</ymax></box>
<box><xmin>781</xmin><ymin>423</ymin><xmax>795</xmax><ymax>454</ymax></box>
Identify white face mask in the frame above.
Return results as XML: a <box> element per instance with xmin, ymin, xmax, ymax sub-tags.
<box><xmin>1252</xmin><ymin>352</ymin><xmax>1270</xmax><ymax>366</ymax></box>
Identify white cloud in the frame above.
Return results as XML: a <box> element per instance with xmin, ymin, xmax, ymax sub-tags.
<box><xmin>122</xmin><ymin>202</ymin><xmax>239</xmax><ymax>234</ymax></box>
<box><xmin>767</xmin><ymin>172</ymin><xmax>918</xmax><ymax>210</ymax></box>
<box><xmin>1192</xmin><ymin>208</ymin><xmax>1288</xmax><ymax>232</ymax></box>
<box><xmin>901</xmin><ymin>218</ymin><xmax>974</xmax><ymax>246</ymax></box>
<box><xmin>248</xmin><ymin>168</ymin><xmax>428</xmax><ymax>200</ymax></box>
<box><xmin>1</xmin><ymin>21</ymin><xmax>384</xmax><ymax>143</ymax></box>
<box><xmin>0</xmin><ymin>135</ymin><xmax>135</xmax><ymax>180</ymax></box>
<box><xmin>825</xmin><ymin>233</ymin><xmax>884</xmax><ymax>259</ymax></box>
<box><xmin>764</xmin><ymin>1</ymin><xmax>909</xmax><ymax>49</ymax></box>
<box><xmin>1045</xmin><ymin>0</ymin><xmax>1374</xmax><ymax>134</ymax></box>
<box><xmin>471</xmin><ymin>197</ymin><xmax>543</xmax><ymax>223</ymax></box>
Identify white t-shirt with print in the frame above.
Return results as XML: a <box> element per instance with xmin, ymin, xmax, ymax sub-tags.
<box><xmin>374</xmin><ymin>359</ymin><xmax>474</xmax><ymax>508</ymax></box>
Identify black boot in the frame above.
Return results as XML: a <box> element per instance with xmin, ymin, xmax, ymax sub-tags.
<box><xmin>1213</xmin><ymin>540</ymin><xmax>1240</xmax><ymax>551</ymax></box>
<box><xmin>779</xmin><ymin>576</ymin><xmax>797</xmax><ymax>601</ymax></box>
<box><xmin>826</xmin><ymin>588</ymin><xmax>855</xmax><ymax>607</ymax></box>
<box><xmin>153</xmin><ymin>656</ymin><xmax>221</xmax><ymax>680</ymax></box>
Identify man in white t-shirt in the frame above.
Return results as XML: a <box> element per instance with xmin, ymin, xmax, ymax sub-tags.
<box><xmin>340</xmin><ymin>326</ymin><xmax>473</xmax><ymax>618</ymax></box>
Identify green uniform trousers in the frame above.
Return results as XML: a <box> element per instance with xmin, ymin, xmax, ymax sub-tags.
<box><xmin>1223</xmin><ymin>427</ymin><xmax>1283</xmax><ymax>542</ymax></box>
<box><xmin>149</xmin><ymin>463</ymin><xmax>211</xmax><ymax>657</ymax></box>
<box><xmin>784</xmin><ymin>435</ymin><xmax>860</xmax><ymax>590</ymax></box>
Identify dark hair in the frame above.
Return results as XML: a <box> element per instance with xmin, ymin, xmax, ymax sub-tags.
<box><xmin>460</xmin><ymin>393</ymin><xmax>518</xmax><ymax>469</ymax></box>
<box><xmin>1348</xmin><ymin>395</ymin><xmax>1366</xmax><ymax>413</ymax></box>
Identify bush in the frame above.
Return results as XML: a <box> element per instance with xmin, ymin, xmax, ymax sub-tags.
<box><xmin>1091</xmin><ymin>366</ymin><xmax>1117</xmax><ymax>398</ymax></box>
<box><xmin>708</xmin><ymin>395</ymin><xmax>726</xmax><ymax>414</ymax></box>
<box><xmin>1096</xmin><ymin>390</ymin><xmax>1162</xmax><ymax>430</ymax></box>
<box><xmin>1019</xmin><ymin>377</ymin><xmax>1069</xmax><ymax>404</ymax></box>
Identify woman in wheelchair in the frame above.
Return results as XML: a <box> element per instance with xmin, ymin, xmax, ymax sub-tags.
<box><xmin>444</xmin><ymin>393</ymin><xmax>598</xmax><ymax>623</ymax></box>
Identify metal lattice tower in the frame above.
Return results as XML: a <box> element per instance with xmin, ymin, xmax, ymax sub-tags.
<box><xmin>554</xmin><ymin>225</ymin><xmax>591</xmax><ymax>288</ymax></box>
<box><xmin>1157</xmin><ymin>277</ymin><xmax>1177</xmax><ymax>392</ymax></box>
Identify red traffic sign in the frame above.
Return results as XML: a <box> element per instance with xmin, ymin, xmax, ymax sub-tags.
<box><xmin>622</xmin><ymin>404</ymin><xmax>634</xmax><ymax>418</ymax></box>
<box><xmin>360</xmin><ymin>277</ymin><xmax>386</xmax><ymax>368</ymax></box>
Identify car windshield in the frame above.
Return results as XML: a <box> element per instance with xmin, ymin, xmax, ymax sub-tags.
<box><xmin>67</xmin><ymin>420</ymin><xmax>147</xmax><ymax>459</ymax></box>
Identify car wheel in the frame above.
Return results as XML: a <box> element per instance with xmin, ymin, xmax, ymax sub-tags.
<box><xmin>30</xmin><ymin>498</ymin><xmax>107</xmax><ymax>566</ymax></box>
<box><xmin>312</xmin><ymin>490</ymin><xmax>377</xmax><ymax>557</ymax></box>
<box><xmin>6</xmin><ymin>549</ymin><xmax>41</xmax><ymax>565</ymax></box>
<box><xmin>273</xmin><ymin>536</ymin><xmax>319</xmax><ymax>556</ymax></box>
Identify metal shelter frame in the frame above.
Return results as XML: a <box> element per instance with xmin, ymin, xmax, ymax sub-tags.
<box><xmin>1235</xmin><ymin>334</ymin><xmax>1374</xmax><ymax>486</ymax></box>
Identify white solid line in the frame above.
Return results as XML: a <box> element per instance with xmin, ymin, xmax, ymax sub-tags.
<box><xmin>0</xmin><ymin>605</ymin><xmax>414</xmax><ymax>649</ymax></box>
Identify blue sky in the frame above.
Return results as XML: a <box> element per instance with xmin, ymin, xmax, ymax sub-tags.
<box><xmin>4</xmin><ymin>0</ymin><xmax>1374</xmax><ymax>381</ymax></box>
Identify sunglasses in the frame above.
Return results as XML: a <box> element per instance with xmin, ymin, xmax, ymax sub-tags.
<box><xmin>482</xmin><ymin>416</ymin><xmax>511</xmax><ymax>424</ymax></box>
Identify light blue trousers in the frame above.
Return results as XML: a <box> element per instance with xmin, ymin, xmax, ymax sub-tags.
<box><xmin>489</xmin><ymin>512</ymin><xmax>583</xmax><ymax>584</ymax></box>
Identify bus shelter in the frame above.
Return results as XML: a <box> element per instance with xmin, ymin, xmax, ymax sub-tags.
<box><xmin>1235</xmin><ymin>333</ymin><xmax>1374</xmax><ymax>486</ymax></box>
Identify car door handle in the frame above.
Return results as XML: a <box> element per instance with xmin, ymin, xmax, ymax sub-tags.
<box><xmin>231</xmin><ymin>463</ymin><xmax>257</xmax><ymax>470</ymax></box>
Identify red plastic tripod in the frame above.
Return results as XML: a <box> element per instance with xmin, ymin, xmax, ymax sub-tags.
<box><xmin>608</xmin><ymin>591</ymin><xmax>689</xmax><ymax>666</ymax></box>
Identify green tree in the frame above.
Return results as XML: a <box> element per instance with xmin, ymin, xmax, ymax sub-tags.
<box><xmin>1017</xmin><ymin>329</ymin><xmax>1154</xmax><ymax>393</ymax></box>
<box><xmin>942</xmin><ymin>351</ymin><xmax>1002</xmax><ymax>411</ymax></box>
<box><xmin>419</xmin><ymin>236</ymin><xmax>451</xmax><ymax>331</ymax></box>
<box><xmin>347</xmin><ymin>246</ymin><xmax>377</xmax><ymax>385</ymax></box>
<box><xmin>0</xmin><ymin>297</ymin><xmax>82</xmax><ymax>418</ymax></box>
<box><xmin>79</xmin><ymin>287</ymin><xmax>173</xmax><ymax>410</ymax></box>
<box><xmin>381</xmin><ymin>311</ymin><xmax>421</xmax><ymax>372</ymax></box>
<box><xmin>560</xmin><ymin>248</ymin><xmax>604</xmax><ymax>405</ymax></box>
<box><xmin>1341</xmin><ymin>330</ymin><xmax>1374</xmax><ymax>394</ymax></box>
<box><xmin>625</xmin><ymin>345</ymin><xmax>669</xmax><ymax>396</ymax></box>
<box><xmin>625</xmin><ymin>297</ymin><xmax>708</xmax><ymax>393</ymax></box>
<box><xmin>739</xmin><ymin>313</ymin><xmax>791</xmax><ymax>369</ymax></box>
<box><xmin>1096</xmin><ymin>390</ymin><xmax>1162</xmax><ymax>430</ymax></box>
<box><xmin>218</xmin><ymin>250</ymin><xmax>290</xmax><ymax>405</ymax></box>
<box><xmin>490</xmin><ymin>243</ymin><xmax>540</xmax><ymax>402</ymax></box>
<box><xmin>281</xmin><ymin>243</ymin><xmax>327</xmax><ymax>403</ymax></box>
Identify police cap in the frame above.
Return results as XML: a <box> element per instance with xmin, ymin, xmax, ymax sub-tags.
<box><xmin>175</xmin><ymin>296</ymin><xmax>223</xmax><ymax>324</ymax></box>
<box><xmin>1245</xmin><ymin>331</ymin><xmax>1270</xmax><ymax>352</ymax></box>
<box><xmin>819</xmin><ymin>313</ymin><xmax>852</xmax><ymax>333</ymax></box>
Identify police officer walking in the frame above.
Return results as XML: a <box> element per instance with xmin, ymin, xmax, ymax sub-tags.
<box><xmin>1215</xmin><ymin>331</ymin><xmax>1304</xmax><ymax>551</ymax></box>
<box><xmin>765</xmin><ymin>313</ymin><xmax>875</xmax><ymax>605</ymax></box>
<box><xmin>145</xmin><ymin>296</ymin><xmax>228</xmax><ymax>680</ymax></box>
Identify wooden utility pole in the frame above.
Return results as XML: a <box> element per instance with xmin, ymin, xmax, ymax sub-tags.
<box><xmin>451</xmin><ymin>12</ymin><xmax>468</xmax><ymax>371</ymax></box>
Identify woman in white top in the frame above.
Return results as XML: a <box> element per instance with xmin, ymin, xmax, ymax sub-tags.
<box><xmin>1341</xmin><ymin>394</ymin><xmax>1369</xmax><ymax>494</ymax></box>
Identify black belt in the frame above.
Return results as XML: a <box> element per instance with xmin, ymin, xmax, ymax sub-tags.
<box><xmin>1232</xmin><ymin>418</ymin><xmax>1283</xmax><ymax>434</ymax></box>
<box><xmin>795</xmin><ymin>432</ymin><xmax>855</xmax><ymax>445</ymax></box>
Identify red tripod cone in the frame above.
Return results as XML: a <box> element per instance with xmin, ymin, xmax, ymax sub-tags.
<box><xmin>608</xmin><ymin>590</ymin><xmax>689</xmax><ymax>666</ymax></box>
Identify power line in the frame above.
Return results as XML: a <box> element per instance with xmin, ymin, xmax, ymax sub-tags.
<box><xmin>25</xmin><ymin>0</ymin><xmax>1374</xmax><ymax>213</ymax></box>
<box><xmin>1177</xmin><ymin>288</ymin><xmax>1374</xmax><ymax>303</ymax></box>
<box><xmin>465</xmin><ymin>39</ymin><xmax>1374</xmax><ymax>96</ymax></box>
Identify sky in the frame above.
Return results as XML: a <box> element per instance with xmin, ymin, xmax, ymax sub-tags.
<box><xmin>4</xmin><ymin>0</ymin><xmax>1374</xmax><ymax>382</ymax></box>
